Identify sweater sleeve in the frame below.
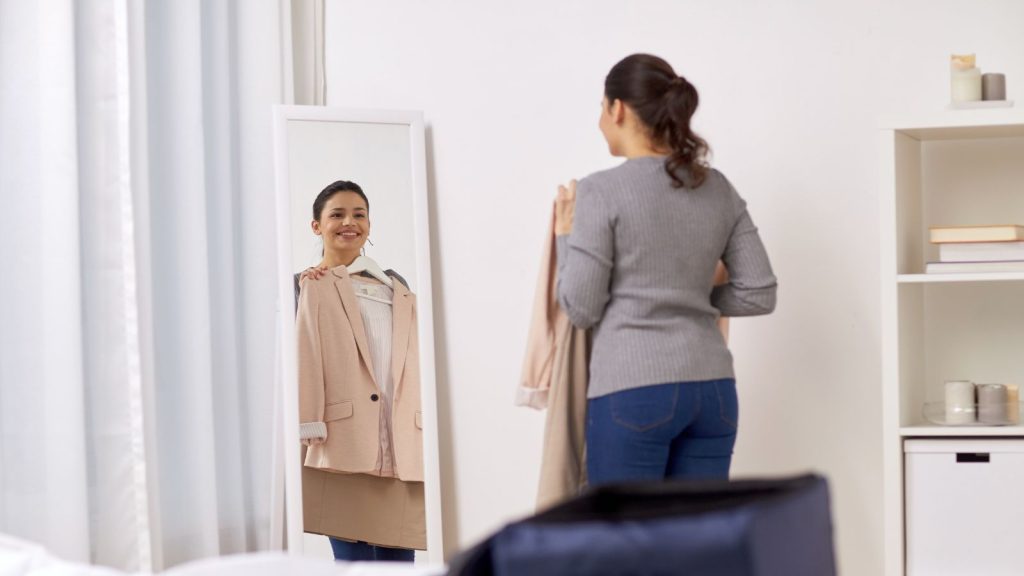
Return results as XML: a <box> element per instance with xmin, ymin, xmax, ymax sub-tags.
<box><xmin>711</xmin><ymin>192</ymin><xmax>778</xmax><ymax>317</ymax></box>
<box><xmin>556</xmin><ymin>179</ymin><xmax>614</xmax><ymax>329</ymax></box>
<box><xmin>296</xmin><ymin>277</ymin><xmax>327</xmax><ymax>442</ymax></box>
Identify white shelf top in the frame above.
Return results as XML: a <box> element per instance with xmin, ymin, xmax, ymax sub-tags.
<box><xmin>897</xmin><ymin>272</ymin><xmax>1024</xmax><ymax>283</ymax></box>
<box><xmin>901</xmin><ymin>425</ymin><xmax>1024</xmax><ymax>437</ymax></box>
<box><xmin>880</xmin><ymin>108</ymin><xmax>1024</xmax><ymax>140</ymax></box>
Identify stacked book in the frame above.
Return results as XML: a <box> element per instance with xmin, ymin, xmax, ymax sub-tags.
<box><xmin>927</xmin><ymin>224</ymin><xmax>1024</xmax><ymax>273</ymax></box>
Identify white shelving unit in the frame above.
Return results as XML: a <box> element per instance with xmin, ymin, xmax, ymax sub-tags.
<box><xmin>900</xmin><ymin>426</ymin><xmax>1024</xmax><ymax>437</ymax></box>
<box><xmin>897</xmin><ymin>272</ymin><xmax>1024</xmax><ymax>283</ymax></box>
<box><xmin>880</xmin><ymin>109</ymin><xmax>1024</xmax><ymax>575</ymax></box>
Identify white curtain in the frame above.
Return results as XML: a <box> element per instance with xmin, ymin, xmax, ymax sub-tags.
<box><xmin>0</xmin><ymin>0</ymin><xmax>292</xmax><ymax>571</ymax></box>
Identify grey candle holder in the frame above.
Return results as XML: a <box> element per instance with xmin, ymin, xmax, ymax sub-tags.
<box><xmin>983</xmin><ymin>73</ymin><xmax>1007</xmax><ymax>101</ymax></box>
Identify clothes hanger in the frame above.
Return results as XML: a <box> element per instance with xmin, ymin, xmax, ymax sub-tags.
<box><xmin>346</xmin><ymin>255</ymin><xmax>394</xmax><ymax>288</ymax></box>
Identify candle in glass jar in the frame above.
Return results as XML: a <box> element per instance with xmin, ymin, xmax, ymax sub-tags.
<box><xmin>950</xmin><ymin>53</ymin><xmax>982</xmax><ymax>103</ymax></box>
<box><xmin>952</xmin><ymin>68</ymin><xmax>982</xmax><ymax>102</ymax></box>
<box><xmin>945</xmin><ymin>380</ymin><xmax>975</xmax><ymax>424</ymax></box>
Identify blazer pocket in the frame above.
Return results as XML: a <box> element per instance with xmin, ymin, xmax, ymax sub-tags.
<box><xmin>325</xmin><ymin>400</ymin><xmax>354</xmax><ymax>422</ymax></box>
<box><xmin>415</xmin><ymin>411</ymin><xmax>423</xmax><ymax>430</ymax></box>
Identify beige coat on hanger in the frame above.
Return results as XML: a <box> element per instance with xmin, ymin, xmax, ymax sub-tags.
<box><xmin>297</xmin><ymin>266</ymin><xmax>424</xmax><ymax>482</ymax></box>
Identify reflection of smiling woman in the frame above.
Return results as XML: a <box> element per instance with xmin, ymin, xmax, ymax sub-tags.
<box><xmin>311</xmin><ymin>181</ymin><xmax>371</xmax><ymax>269</ymax></box>
<box><xmin>295</xmin><ymin>181</ymin><xmax>424</xmax><ymax>562</ymax></box>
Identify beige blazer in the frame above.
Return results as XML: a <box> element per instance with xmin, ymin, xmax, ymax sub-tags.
<box><xmin>519</xmin><ymin>207</ymin><xmax>591</xmax><ymax>509</ymax></box>
<box><xmin>517</xmin><ymin>207</ymin><xmax>576</xmax><ymax>409</ymax></box>
<box><xmin>297</xmin><ymin>266</ymin><xmax>424</xmax><ymax>482</ymax></box>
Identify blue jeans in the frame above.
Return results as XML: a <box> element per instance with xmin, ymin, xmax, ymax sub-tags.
<box><xmin>586</xmin><ymin>379</ymin><xmax>738</xmax><ymax>485</ymax></box>
<box><xmin>329</xmin><ymin>537</ymin><xmax>415</xmax><ymax>562</ymax></box>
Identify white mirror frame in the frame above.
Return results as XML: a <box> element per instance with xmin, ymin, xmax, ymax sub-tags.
<box><xmin>271</xmin><ymin>105</ymin><xmax>444</xmax><ymax>563</ymax></box>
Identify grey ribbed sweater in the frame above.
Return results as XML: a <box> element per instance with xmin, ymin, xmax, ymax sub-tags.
<box><xmin>555</xmin><ymin>157</ymin><xmax>777</xmax><ymax>399</ymax></box>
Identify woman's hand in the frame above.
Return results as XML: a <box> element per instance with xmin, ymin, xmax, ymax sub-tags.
<box><xmin>300</xmin><ymin>266</ymin><xmax>329</xmax><ymax>283</ymax></box>
<box><xmin>555</xmin><ymin>179</ymin><xmax>577</xmax><ymax>236</ymax></box>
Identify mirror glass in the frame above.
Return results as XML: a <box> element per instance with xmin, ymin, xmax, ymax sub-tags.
<box><xmin>273</xmin><ymin>106</ymin><xmax>442</xmax><ymax>564</ymax></box>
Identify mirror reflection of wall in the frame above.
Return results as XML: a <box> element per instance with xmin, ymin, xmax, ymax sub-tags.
<box><xmin>275</xmin><ymin>107</ymin><xmax>441</xmax><ymax>566</ymax></box>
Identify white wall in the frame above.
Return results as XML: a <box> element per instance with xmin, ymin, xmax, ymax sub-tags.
<box><xmin>322</xmin><ymin>1</ymin><xmax>1024</xmax><ymax>573</ymax></box>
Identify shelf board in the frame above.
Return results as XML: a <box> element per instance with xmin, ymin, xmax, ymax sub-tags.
<box><xmin>881</xmin><ymin>109</ymin><xmax>1024</xmax><ymax>141</ymax></box>
<box><xmin>901</xmin><ymin>425</ymin><xmax>1024</xmax><ymax>437</ymax></box>
<box><xmin>897</xmin><ymin>272</ymin><xmax>1024</xmax><ymax>283</ymax></box>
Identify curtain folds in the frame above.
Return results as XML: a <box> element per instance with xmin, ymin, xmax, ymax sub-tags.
<box><xmin>0</xmin><ymin>0</ymin><xmax>292</xmax><ymax>570</ymax></box>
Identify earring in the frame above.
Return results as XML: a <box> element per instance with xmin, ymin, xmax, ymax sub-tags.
<box><xmin>367</xmin><ymin>238</ymin><xmax>375</xmax><ymax>247</ymax></box>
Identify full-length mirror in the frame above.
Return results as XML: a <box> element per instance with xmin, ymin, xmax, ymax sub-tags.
<box><xmin>272</xmin><ymin>106</ymin><xmax>442</xmax><ymax>564</ymax></box>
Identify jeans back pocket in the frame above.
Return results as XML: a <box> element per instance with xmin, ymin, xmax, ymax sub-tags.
<box><xmin>715</xmin><ymin>380</ymin><xmax>739</xmax><ymax>430</ymax></box>
<box><xmin>610</xmin><ymin>384</ymin><xmax>679</xmax><ymax>432</ymax></box>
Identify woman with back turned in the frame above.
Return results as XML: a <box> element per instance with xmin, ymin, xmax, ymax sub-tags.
<box><xmin>555</xmin><ymin>53</ymin><xmax>777</xmax><ymax>486</ymax></box>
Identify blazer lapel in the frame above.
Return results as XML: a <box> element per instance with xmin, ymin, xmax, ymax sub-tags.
<box><xmin>390</xmin><ymin>279</ymin><xmax>412</xmax><ymax>392</ymax></box>
<box><xmin>332</xmin><ymin>266</ymin><xmax>378</xmax><ymax>386</ymax></box>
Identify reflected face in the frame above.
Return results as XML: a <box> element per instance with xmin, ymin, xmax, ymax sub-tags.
<box><xmin>312</xmin><ymin>191</ymin><xmax>370</xmax><ymax>256</ymax></box>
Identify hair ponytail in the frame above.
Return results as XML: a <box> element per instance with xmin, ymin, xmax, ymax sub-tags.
<box><xmin>660</xmin><ymin>76</ymin><xmax>708</xmax><ymax>188</ymax></box>
<box><xmin>604</xmin><ymin>54</ymin><xmax>710</xmax><ymax>188</ymax></box>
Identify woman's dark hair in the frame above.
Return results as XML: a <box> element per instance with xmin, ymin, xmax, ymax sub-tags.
<box><xmin>312</xmin><ymin>180</ymin><xmax>369</xmax><ymax>220</ymax></box>
<box><xmin>604</xmin><ymin>53</ymin><xmax>710</xmax><ymax>188</ymax></box>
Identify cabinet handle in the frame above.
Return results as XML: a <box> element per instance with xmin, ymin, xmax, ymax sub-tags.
<box><xmin>956</xmin><ymin>453</ymin><xmax>990</xmax><ymax>463</ymax></box>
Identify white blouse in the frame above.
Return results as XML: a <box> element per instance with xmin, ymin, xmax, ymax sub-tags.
<box><xmin>352</xmin><ymin>278</ymin><xmax>397</xmax><ymax>478</ymax></box>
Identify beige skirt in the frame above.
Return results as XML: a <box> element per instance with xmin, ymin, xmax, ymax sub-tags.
<box><xmin>302</xmin><ymin>465</ymin><xmax>426</xmax><ymax>551</ymax></box>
